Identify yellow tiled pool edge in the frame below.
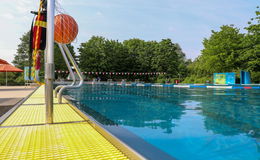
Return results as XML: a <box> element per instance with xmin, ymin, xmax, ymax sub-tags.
<box><xmin>0</xmin><ymin>85</ymin><xmax>144</xmax><ymax>160</ymax></box>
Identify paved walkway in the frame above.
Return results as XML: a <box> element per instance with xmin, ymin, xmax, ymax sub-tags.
<box><xmin>0</xmin><ymin>86</ymin><xmax>35</xmax><ymax>98</ymax></box>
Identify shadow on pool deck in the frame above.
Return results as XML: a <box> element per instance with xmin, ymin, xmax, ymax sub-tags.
<box><xmin>0</xmin><ymin>86</ymin><xmax>36</xmax><ymax>117</ymax></box>
<box><xmin>0</xmin><ymin>98</ymin><xmax>23</xmax><ymax>117</ymax></box>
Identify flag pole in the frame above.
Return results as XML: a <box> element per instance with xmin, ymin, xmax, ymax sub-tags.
<box><xmin>45</xmin><ymin>0</ymin><xmax>55</xmax><ymax>124</ymax></box>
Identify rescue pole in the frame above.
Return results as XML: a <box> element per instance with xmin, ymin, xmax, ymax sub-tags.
<box><xmin>45</xmin><ymin>0</ymin><xmax>55</xmax><ymax>123</ymax></box>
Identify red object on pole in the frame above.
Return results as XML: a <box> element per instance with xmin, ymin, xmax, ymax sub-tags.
<box><xmin>35</xmin><ymin>53</ymin><xmax>41</xmax><ymax>70</ymax></box>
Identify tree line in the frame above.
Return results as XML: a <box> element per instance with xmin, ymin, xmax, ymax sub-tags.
<box><xmin>78</xmin><ymin>37</ymin><xmax>189</xmax><ymax>82</ymax></box>
<box><xmin>185</xmin><ymin>7</ymin><xmax>260</xmax><ymax>83</ymax></box>
<box><xmin>4</xmin><ymin>7</ymin><xmax>259</xmax><ymax>85</ymax></box>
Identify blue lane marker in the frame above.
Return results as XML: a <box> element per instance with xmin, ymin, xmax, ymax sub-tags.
<box><xmin>190</xmin><ymin>85</ymin><xmax>207</xmax><ymax>88</ymax></box>
<box><xmin>163</xmin><ymin>84</ymin><xmax>173</xmax><ymax>87</ymax></box>
<box><xmin>123</xmin><ymin>83</ymin><xmax>260</xmax><ymax>89</ymax></box>
<box><xmin>232</xmin><ymin>86</ymin><xmax>244</xmax><ymax>89</ymax></box>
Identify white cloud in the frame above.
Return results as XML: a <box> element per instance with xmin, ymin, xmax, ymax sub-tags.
<box><xmin>0</xmin><ymin>0</ymin><xmax>258</xmax><ymax>63</ymax></box>
<box><xmin>0</xmin><ymin>49</ymin><xmax>16</xmax><ymax>64</ymax></box>
<box><xmin>0</xmin><ymin>0</ymin><xmax>36</xmax><ymax>63</ymax></box>
<box><xmin>1</xmin><ymin>13</ymin><xmax>15</xmax><ymax>20</ymax></box>
<box><xmin>96</xmin><ymin>11</ymin><xmax>103</xmax><ymax>17</ymax></box>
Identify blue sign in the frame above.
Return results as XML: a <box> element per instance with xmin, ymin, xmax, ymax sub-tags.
<box><xmin>24</xmin><ymin>67</ymin><xmax>34</xmax><ymax>81</ymax></box>
<box><xmin>240</xmin><ymin>71</ymin><xmax>251</xmax><ymax>84</ymax></box>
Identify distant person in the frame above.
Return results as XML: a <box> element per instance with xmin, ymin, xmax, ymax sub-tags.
<box><xmin>97</xmin><ymin>77</ymin><xmax>101</xmax><ymax>82</ymax></box>
<box><xmin>166</xmin><ymin>78</ymin><xmax>170</xmax><ymax>84</ymax></box>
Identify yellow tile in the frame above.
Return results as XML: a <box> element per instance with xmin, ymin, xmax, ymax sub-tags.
<box><xmin>0</xmin><ymin>123</ymin><xmax>128</xmax><ymax>159</ymax></box>
<box><xmin>0</xmin><ymin>85</ymin><xmax>129</xmax><ymax>159</ymax></box>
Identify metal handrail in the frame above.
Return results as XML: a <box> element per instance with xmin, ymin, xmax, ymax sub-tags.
<box><xmin>57</xmin><ymin>44</ymin><xmax>84</xmax><ymax>103</ymax></box>
<box><xmin>54</xmin><ymin>43</ymin><xmax>76</xmax><ymax>98</ymax></box>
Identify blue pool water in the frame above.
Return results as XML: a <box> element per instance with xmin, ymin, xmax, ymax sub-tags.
<box><xmin>65</xmin><ymin>84</ymin><xmax>260</xmax><ymax>160</ymax></box>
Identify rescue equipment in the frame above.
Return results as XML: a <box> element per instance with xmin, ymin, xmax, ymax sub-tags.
<box><xmin>54</xmin><ymin>14</ymin><xmax>78</xmax><ymax>44</ymax></box>
<box><xmin>29</xmin><ymin>0</ymin><xmax>47</xmax><ymax>84</ymax></box>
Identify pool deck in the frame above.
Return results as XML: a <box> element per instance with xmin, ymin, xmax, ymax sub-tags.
<box><xmin>0</xmin><ymin>85</ymin><xmax>140</xmax><ymax>159</ymax></box>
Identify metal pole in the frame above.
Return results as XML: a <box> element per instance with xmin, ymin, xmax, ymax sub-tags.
<box><xmin>63</xmin><ymin>45</ymin><xmax>84</xmax><ymax>82</ymax></box>
<box><xmin>45</xmin><ymin>0</ymin><xmax>55</xmax><ymax>124</ymax></box>
<box><xmin>5</xmin><ymin>71</ymin><xmax>7</xmax><ymax>86</ymax></box>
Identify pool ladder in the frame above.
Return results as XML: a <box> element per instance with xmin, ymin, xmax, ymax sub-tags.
<box><xmin>54</xmin><ymin>44</ymin><xmax>84</xmax><ymax>104</ymax></box>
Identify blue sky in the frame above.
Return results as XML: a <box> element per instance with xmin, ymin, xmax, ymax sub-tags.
<box><xmin>0</xmin><ymin>0</ymin><xmax>258</xmax><ymax>64</ymax></box>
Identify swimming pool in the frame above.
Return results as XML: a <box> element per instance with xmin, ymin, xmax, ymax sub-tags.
<box><xmin>64</xmin><ymin>84</ymin><xmax>259</xmax><ymax>160</ymax></box>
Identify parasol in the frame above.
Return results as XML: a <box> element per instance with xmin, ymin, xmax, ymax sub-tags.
<box><xmin>0</xmin><ymin>63</ymin><xmax>23</xmax><ymax>86</ymax></box>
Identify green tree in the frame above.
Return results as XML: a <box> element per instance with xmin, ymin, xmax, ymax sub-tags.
<box><xmin>79</xmin><ymin>36</ymin><xmax>106</xmax><ymax>72</ymax></box>
<box><xmin>184</xmin><ymin>25</ymin><xmax>245</xmax><ymax>83</ymax></box>
<box><xmin>104</xmin><ymin>39</ymin><xmax>130</xmax><ymax>72</ymax></box>
<box><xmin>13</xmin><ymin>32</ymin><xmax>30</xmax><ymax>68</ymax></box>
<box><xmin>200</xmin><ymin>25</ymin><xmax>244</xmax><ymax>74</ymax></box>
<box><xmin>79</xmin><ymin>36</ymin><xmax>134</xmax><ymax>80</ymax></box>
<box><xmin>12</xmin><ymin>31</ymin><xmax>76</xmax><ymax>82</ymax></box>
<box><xmin>152</xmin><ymin>39</ymin><xmax>180</xmax><ymax>77</ymax></box>
<box><xmin>78</xmin><ymin>37</ymin><xmax>188</xmax><ymax>82</ymax></box>
<box><xmin>175</xmin><ymin>43</ymin><xmax>190</xmax><ymax>79</ymax></box>
<box><xmin>54</xmin><ymin>43</ymin><xmax>76</xmax><ymax>71</ymax></box>
<box><xmin>185</xmin><ymin>7</ymin><xmax>260</xmax><ymax>84</ymax></box>
<box><xmin>11</xmin><ymin>32</ymin><xmax>31</xmax><ymax>85</ymax></box>
<box><xmin>241</xmin><ymin>7</ymin><xmax>260</xmax><ymax>83</ymax></box>
<box><xmin>123</xmin><ymin>38</ymin><xmax>146</xmax><ymax>72</ymax></box>
<box><xmin>123</xmin><ymin>39</ymin><xmax>159</xmax><ymax>81</ymax></box>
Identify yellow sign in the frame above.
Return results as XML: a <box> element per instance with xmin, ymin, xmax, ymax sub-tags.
<box><xmin>214</xmin><ymin>74</ymin><xmax>226</xmax><ymax>84</ymax></box>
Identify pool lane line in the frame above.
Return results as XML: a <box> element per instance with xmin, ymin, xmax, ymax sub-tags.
<box><xmin>110</xmin><ymin>83</ymin><xmax>260</xmax><ymax>89</ymax></box>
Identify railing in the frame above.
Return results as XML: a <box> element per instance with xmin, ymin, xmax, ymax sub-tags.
<box><xmin>54</xmin><ymin>44</ymin><xmax>76</xmax><ymax>98</ymax></box>
<box><xmin>54</xmin><ymin>43</ymin><xmax>84</xmax><ymax>104</ymax></box>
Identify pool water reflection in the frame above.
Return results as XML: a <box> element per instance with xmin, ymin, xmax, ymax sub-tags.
<box><xmin>65</xmin><ymin>85</ymin><xmax>260</xmax><ymax>160</ymax></box>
